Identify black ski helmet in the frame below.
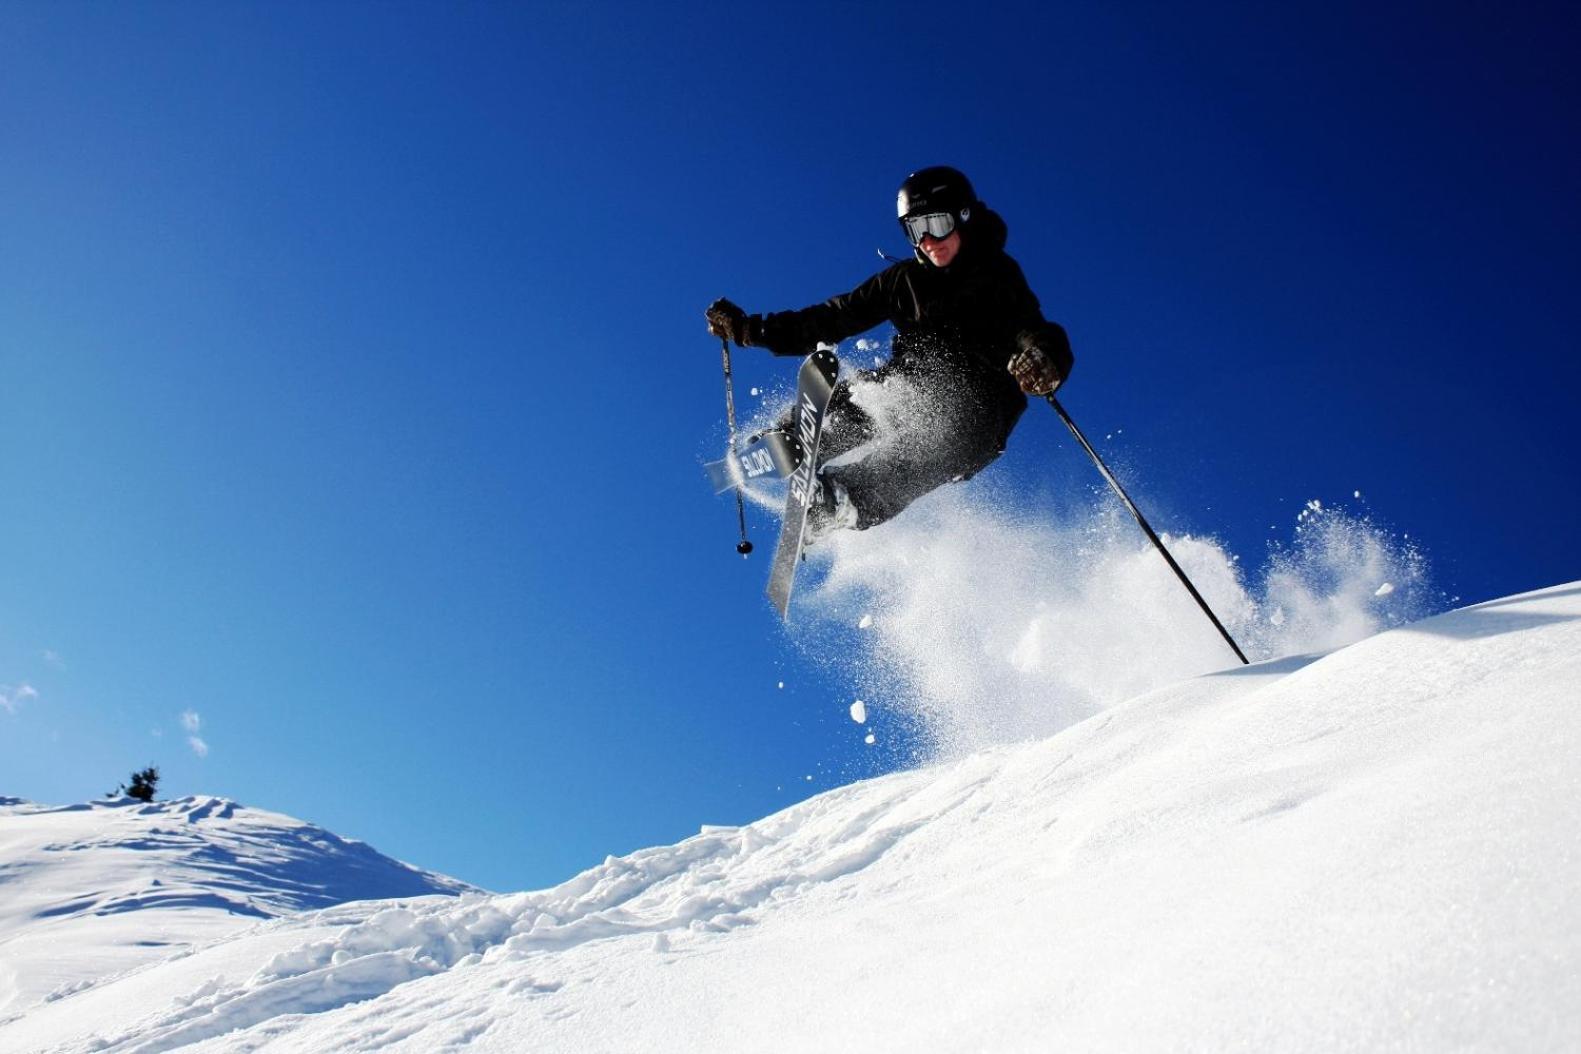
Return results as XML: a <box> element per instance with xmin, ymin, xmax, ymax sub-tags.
<box><xmin>896</xmin><ymin>165</ymin><xmax>977</xmax><ymax>226</ymax></box>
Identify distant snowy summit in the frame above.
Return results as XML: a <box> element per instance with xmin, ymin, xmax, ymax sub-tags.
<box><xmin>0</xmin><ymin>795</ymin><xmax>477</xmax><ymax>1019</ymax></box>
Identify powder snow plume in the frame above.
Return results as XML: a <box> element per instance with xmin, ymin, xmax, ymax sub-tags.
<box><xmin>794</xmin><ymin>485</ymin><xmax>1436</xmax><ymax>762</ymax></box>
<box><xmin>722</xmin><ymin>348</ymin><xmax>1436</xmax><ymax>760</ymax></box>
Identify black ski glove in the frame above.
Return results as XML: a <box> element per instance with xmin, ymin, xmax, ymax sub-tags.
<box><xmin>1008</xmin><ymin>346</ymin><xmax>1064</xmax><ymax>396</ymax></box>
<box><xmin>706</xmin><ymin>298</ymin><xmax>757</xmax><ymax>346</ymax></box>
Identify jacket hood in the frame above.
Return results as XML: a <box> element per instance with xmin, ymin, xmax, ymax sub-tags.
<box><xmin>969</xmin><ymin>205</ymin><xmax>1009</xmax><ymax>253</ymax></box>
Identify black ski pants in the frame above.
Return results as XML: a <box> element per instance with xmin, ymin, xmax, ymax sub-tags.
<box><xmin>793</xmin><ymin>364</ymin><xmax>1022</xmax><ymax>530</ymax></box>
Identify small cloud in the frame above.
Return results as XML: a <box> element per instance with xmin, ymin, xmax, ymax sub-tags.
<box><xmin>42</xmin><ymin>650</ymin><xmax>66</xmax><ymax>670</ymax></box>
<box><xmin>1</xmin><ymin>683</ymin><xmax>38</xmax><ymax>715</ymax></box>
<box><xmin>179</xmin><ymin>711</ymin><xmax>209</xmax><ymax>756</ymax></box>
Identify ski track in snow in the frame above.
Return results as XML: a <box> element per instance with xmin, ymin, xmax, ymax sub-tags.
<box><xmin>5</xmin><ymin>582</ymin><xmax>1581</xmax><ymax>1051</ymax></box>
<box><xmin>8</xmin><ymin>768</ymin><xmax>986</xmax><ymax>1053</ymax></box>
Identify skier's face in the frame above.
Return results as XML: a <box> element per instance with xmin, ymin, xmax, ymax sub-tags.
<box><xmin>919</xmin><ymin>229</ymin><xmax>961</xmax><ymax>268</ymax></box>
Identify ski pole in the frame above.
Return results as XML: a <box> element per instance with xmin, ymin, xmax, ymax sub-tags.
<box><xmin>720</xmin><ymin>337</ymin><xmax>753</xmax><ymax>556</ymax></box>
<box><xmin>1047</xmin><ymin>394</ymin><xmax>1249</xmax><ymax>665</ymax></box>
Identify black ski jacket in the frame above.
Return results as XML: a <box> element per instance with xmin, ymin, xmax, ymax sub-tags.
<box><xmin>739</xmin><ymin>207</ymin><xmax>1073</xmax><ymax>444</ymax></box>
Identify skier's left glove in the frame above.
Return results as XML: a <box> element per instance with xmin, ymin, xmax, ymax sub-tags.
<box><xmin>706</xmin><ymin>298</ymin><xmax>757</xmax><ymax>346</ymax></box>
<box><xmin>1008</xmin><ymin>346</ymin><xmax>1064</xmax><ymax>396</ymax></box>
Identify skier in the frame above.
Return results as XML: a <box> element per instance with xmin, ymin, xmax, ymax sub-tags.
<box><xmin>706</xmin><ymin>165</ymin><xmax>1073</xmax><ymax>539</ymax></box>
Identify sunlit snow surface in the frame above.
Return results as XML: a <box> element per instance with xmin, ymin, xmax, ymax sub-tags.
<box><xmin>4</xmin><ymin>583</ymin><xmax>1579</xmax><ymax>1052</ymax></box>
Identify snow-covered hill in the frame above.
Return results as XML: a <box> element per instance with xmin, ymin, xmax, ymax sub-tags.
<box><xmin>4</xmin><ymin>583</ymin><xmax>1579</xmax><ymax>1052</ymax></box>
<box><xmin>0</xmin><ymin>796</ymin><xmax>476</xmax><ymax>1023</ymax></box>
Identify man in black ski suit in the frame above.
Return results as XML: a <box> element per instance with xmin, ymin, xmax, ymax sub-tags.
<box><xmin>706</xmin><ymin>166</ymin><xmax>1073</xmax><ymax>537</ymax></box>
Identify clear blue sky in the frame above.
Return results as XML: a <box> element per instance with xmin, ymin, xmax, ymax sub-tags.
<box><xmin>2</xmin><ymin>2</ymin><xmax>1576</xmax><ymax>891</ymax></box>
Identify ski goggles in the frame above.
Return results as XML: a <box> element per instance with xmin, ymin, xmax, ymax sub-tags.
<box><xmin>901</xmin><ymin>211</ymin><xmax>958</xmax><ymax>246</ymax></box>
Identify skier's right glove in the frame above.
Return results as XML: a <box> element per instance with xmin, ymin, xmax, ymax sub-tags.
<box><xmin>1008</xmin><ymin>346</ymin><xmax>1064</xmax><ymax>396</ymax></box>
<box><xmin>706</xmin><ymin>298</ymin><xmax>757</xmax><ymax>346</ymax></box>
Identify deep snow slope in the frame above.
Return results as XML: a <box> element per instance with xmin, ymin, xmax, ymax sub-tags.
<box><xmin>0</xmin><ymin>796</ymin><xmax>476</xmax><ymax>1022</ymax></box>
<box><xmin>5</xmin><ymin>583</ymin><xmax>1579</xmax><ymax>1053</ymax></box>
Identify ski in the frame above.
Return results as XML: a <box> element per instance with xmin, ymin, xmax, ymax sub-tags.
<box><xmin>766</xmin><ymin>349</ymin><xmax>840</xmax><ymax>619</ymax></box>
<box><xmin>703</xmin><ymin>429</ymin><xmax>803</xmax><ymax>494</ymax></box>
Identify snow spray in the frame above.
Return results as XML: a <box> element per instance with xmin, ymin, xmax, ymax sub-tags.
<box><xmin>726</xmin><ymin>349</ymin><xmax>1436</xmax><ymax>763</ymax></box>
<box><xmin>794</xmin><ymin>488</ymin><xmax>1435</xmax><ymax>764</ymax></box>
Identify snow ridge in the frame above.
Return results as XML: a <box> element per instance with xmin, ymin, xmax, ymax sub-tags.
<box><xmin>0</xmin><ymin>796</ymin><xmax>475</xmax><ymax>1022</ymax></box>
